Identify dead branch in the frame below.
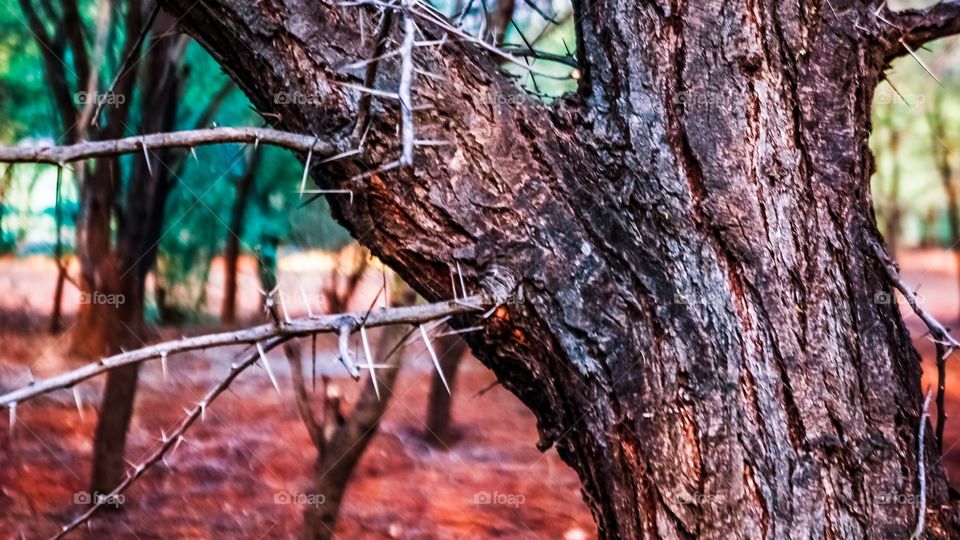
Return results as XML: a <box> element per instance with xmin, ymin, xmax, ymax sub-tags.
<box><xmin>871</xmin><ymin>241</ymin><xmax>960</xmax><ymax>350</ymax></box>
<box><xmin>0</xmin><ymin>127</ymin><xmax>342</xmax><ymax>165</ymax></box>
<box><xmin>0</xmin><ymin>295</ymin><xmax>489</xmax><ymax>408</ymax></box>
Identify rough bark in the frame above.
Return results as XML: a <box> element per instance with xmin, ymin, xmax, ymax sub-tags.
<box><xmin>158</xmin><ymin>0</ymin><xmax>960</xmax><ymax>537</ymax></box>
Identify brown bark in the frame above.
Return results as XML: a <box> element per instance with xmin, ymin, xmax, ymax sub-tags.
<box><xmin>157</xmin><ymin>1</ymin><xmax>960</xmax><ymax>537</ymax></box>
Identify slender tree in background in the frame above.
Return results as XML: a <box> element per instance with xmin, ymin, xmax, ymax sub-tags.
<box><xmin>930</xmin><ymin>87</ymin><xmax>960</xmax><ymax>322</ymax></box>
<box><xmin>875</xmin><ymin>99</ymin><xmax>904</xmax><ymax>256</ymax></box>
<box><xmin>221</xmin><ymin>146</ymin><xmax>263</xmax><ymax>323</ymax></box>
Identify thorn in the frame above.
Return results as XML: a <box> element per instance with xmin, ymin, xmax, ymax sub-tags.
<box><xmin>170</xmin><ymin>435</ymin><xmax>184</xmax><ymax>456</ymax></box>
<box><xmin>199</xmin><ymin>401</ymin><xmax>207</xmax><ymax>423</ymax></box>
<box><xmin>160</xmin><ymin>429</ymin><xmax>169</xmax><ymax>443</ymax></box>
<box><xmin>142</xmin><ymin>140</ymin><xmax>153</xmax><ymax>177</ymax></box>
<box><xmin>190</xmin><ymin>147</ymin><xmax>198</xmax><ymax>163</ymax></box>
<box><xmin>9</xmin><ymin>402</ymin><xmax>15</xmax><ymax>434</ymax></box>
<box><xmin>299</xmin><ymin>146</ymin><xmax>313</xmax><ymax>198</ymax></box>
<box><xmin>420</xmin><ymin>324</ymin><xmax>449</xmax><ymax>394</ymax></box>
<box><xmin>73</xmin><ymin>387</ymin><xmax>84</xmax><ymax>421</ymax></box>
<box><xmin>160</xmin><ymin>351</ymin><xmax>168</xmax><ymax>380</ymax></box>
<box><xmin>360</xmin><ymin>326</ymin><xmax>380</xmax><ymax>400</ymax></box>
<box><xmin>256</xmin><ymin>342</ymin><xmax>282</xmax><ymax>395</ymax></box>
<box><xmin>901</xmin><ymin>40</ymin><xmax>943</xmax><ymax>87</ymax></box>
<box><xmin>312</xmin><ymin>334</ymin><xmax>317</xmax><ymax>393</ymax></box>
<box><xmin>456</xmin><ymin>261</ymin><xmax>468</xmax><ymax>297</ymax></box>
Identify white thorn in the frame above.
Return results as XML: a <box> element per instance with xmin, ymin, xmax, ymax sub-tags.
<box><xmin>901</xmin><ymin>40</ymin><xmax>942</xmax><ymax>86</ymax></box>
<box><xmin>256</xmin><ymin>342</ymin><xmax>282</xmax><ymax>395</ymax></box>
<box><xmin>9</xmin><ymin>402</ymin><xmax>15</xmax><ymax>434</ymax></box>
<box><xmin>456</xmin><ymin>261</ymin><xmax>468</xmax><ymax>297</ymax></box>
<box><xmin>420</xmin><ymin>325</ymin><xmax>449</xmax><ymax>394</ymax></box>
<box><xmin>160</xmin><ymin>351</ymin><xmax>168</xmax><ymax>380</ymax></box>
<box><xmin>170</xmin><ymin>435</ymin><xmax>184</xmax><ymax>457</ymax></box>
<box><xmin>161</xmin><ymin>429</ymin><xmax>169</xmax><ymax>443</ymax></box>
<box><xmin>299</xmin><ymin>147</ymin><xmax>313</xmax><ymax>198</ymax></box>
<box><xmin>360</xmin><ymin>326</ymin><xmax>380</xmax><ymax>400</ymax></box>
<box><xmin>190</xmin><ymin>147</ymin><xmax>198</xmax><ymax>163</ymax></box>
<box><xmin>142</xmin><ymin>140</ymin><xmax>153</xmax><ymax>177</ymax></box>
<box><xmin>199</xmin><ymin>402</ymin><xmax>207</xmax><ymax>423</ymax></box>
<box><xmin>73</xmin><ymin>387</ymin><xmax>84</xmax><ymax>421</ymax></box>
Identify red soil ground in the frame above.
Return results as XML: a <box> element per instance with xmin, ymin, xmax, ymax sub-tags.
<box><xmin>0</xmin><ymin>253</ymin><xmax>595</xmax><ymax>539</ymax></box>
<box><xmin>1</xmin><ymin>248</ymin><xmax>960</xmax><ymax>538</ymax></box>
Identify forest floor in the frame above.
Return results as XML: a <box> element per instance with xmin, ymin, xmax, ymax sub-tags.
<box><xmin>1</xmin><ymin>248</ymin><xmax>960</xmax><ymax>539</ymax></box>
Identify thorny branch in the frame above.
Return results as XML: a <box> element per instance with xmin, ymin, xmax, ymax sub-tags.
<box><xmin>0</xmin><ymin>295</ymin><xmax>489</xmax><ymax>408</ymax></box>
<box><xmin>53</xmin><ymin>337</ymin><xmax>287</xmax><ymax>539</ymax></box>
<box><xmin>0</xmin><ymin>127</ymin><xmax>342</xmax><ymax>165</ymax></box>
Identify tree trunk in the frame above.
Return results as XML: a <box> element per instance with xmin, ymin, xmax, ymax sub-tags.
<box><xmin>222</xmin><ymin>147</ymin><xmax>263</xmax><ymax>323</ymax></box>
<box><xmin>302</xmin><ymin>285</ymin><xmax>417</xmax><ymax>539</ymax></box>
<box><xmin>425</xmin><ymin>332</ymin><xmax>468</xmax><ymax>447</ymax></box>
<box><xmin>159</xmin><ymin>1</ymin><xmax>960</xmax><ymax>537</ymax></box>
<box><xmin>89</xmin><ymin>16</ymin><xmax>187</xmax><ymax>494</ymax></box>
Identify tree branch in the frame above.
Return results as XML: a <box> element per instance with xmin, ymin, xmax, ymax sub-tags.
<box><xmin>884</xmin><ymin>1</ymin><xmax>960</xmax><ymax>59</ymax></box>
<box><xmin>54</xmin><ymin>336</ymin><xmax>287</xmax><ymax>539</ymax></box>
<box><xmin>0</xmin><ymin>295</ymin><xmax>488</xmax><ymax>407</ymax></box>
<box><xmin>0</xmin><ymin>127</ymin><xmax>343</xmax><ymax>165</ymax></box>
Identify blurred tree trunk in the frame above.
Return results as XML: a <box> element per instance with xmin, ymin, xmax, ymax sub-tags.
<box><xmin>221</xmin><ymin>146</ymin><xmax>263</xmax><ymax>323</ymax></box>
<box><xmin>424</xmin><ymin>332</ymin><xmax>468</xmax><ymax>447</ymax></box>
<box><xmin>876</xmin><ymin>101</ymin><xmax>903</xmax><ymax>256</ymax></box>
<box><xmin>164</xmin><ymin>0</ymin><xmax>960</xmax><ymax>536</ymax></box>
<box><xmin>930</xmin><ymin>89</ymin><xmax>960</xmax><ymax>322</ymax></box>
<box><xmin>87</xmin><ymin>14</ymin><xmax>188</xmax><ymax>495</ymax></box>
<box><xmin>287</xmin><ymin>284</ymin><xmax>417</xmax><ymax>540</ymax></box>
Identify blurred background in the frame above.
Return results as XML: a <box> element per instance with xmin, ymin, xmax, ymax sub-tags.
<box><xmin>0</xmin><ymin>0</ymin><xmax>956</xmax><ymax>538</ymax></box>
